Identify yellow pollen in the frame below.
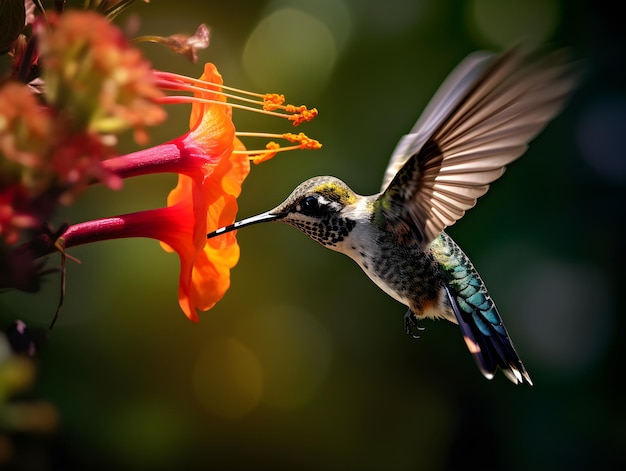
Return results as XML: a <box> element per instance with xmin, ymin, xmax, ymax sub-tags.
<box><xmin>288</xmin><ymin>108</ymin><xmax>318</xmax><ymax>126</ymax></box>
<box><xmin>263</xmin><ymin>93</ymin><xmax>286</xmax><ymax>110</ymax></box>
<box><xmin>247</xmin><ymin>142</ymin><xmax>281</xmax><ymax>164</ymax></box>
<box><xmin>284</xmin><ymin>104</ymin><xmax>306</xmax><ymax>113</ymax></box>
<box><xmin>234</xmin><ymin>131</ymin><xmax>322</xmax><ymax>164</ymax></box>
<box><xmin>282</xmin><ymin>132</ymin><xmax>322</xmax><ymax>150</ymax></box>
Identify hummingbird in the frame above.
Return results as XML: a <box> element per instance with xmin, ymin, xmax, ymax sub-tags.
<box><xmin>207</xmin><ymin>47</ymin><xmax>578</xmax><ymax>385</ymax></box>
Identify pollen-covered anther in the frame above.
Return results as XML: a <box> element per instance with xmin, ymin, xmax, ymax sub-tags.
<box><xmin>282</xmin><ymin>132</ymin><xmax>322</xmax><ymax>150</ymax></box>
<box><xmin>235</xmin><ymin>131</ymin><xmax>321</xmax><ymax>165</ymax></box>
<box><xmin>263</xmin><ymin>93</ymin><xmax>286</xmax><ymax>110</ymax></box>
<box><xmin>284</xmin><ymin>104</ymin><xmax>307</xmax><ymax>113</ymax></box>
<box><xmin>248</xmin><ymin>142</ymin><xmax>280</xmax><ymax>165</ymax></box>
<box><xmin>288</xmin><ymin>107</ymin><xmax>318</xmax><ymax>126</ymax></box>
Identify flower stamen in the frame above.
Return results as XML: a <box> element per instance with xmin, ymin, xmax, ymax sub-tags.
<box><xmin>154</xmin><ymin>71</ymin><xmax>318</xmax><ymax>126</ymax></box>
<box><xmin>234</xmin><ymin>132</ymin><xmax>322</xmax><ymax>164</ymax></box>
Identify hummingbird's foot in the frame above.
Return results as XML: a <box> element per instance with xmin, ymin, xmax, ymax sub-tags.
<box><xmin>404</xmin><ymin>309</ymin><xmax>425</xmax><ymax>339</ymax></box>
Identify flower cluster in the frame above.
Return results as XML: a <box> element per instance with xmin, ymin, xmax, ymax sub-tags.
<box><xmin>1</xmin><ymin>1</ymin><xmax>320</xmax><ymax>323</ymax></box>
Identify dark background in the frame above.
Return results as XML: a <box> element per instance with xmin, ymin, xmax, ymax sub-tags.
<box><xmin>1</xmin><ymin>0</ymin><xmax>625</xmax><ymax>469</ymax></box>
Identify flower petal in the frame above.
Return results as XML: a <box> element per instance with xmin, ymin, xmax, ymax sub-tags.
<box><xmin>159</xmin><ymin>64</ymin><xmax>250</xmax><ymax>321</ymax></box>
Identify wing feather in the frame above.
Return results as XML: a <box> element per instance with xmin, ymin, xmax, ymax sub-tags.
<box><xmin>379</xmin><ymin>47</ymin><xmax>578</xmax><ymax>244</ymax></box>
<box><xmin>380</xmin><ymin>53</ymin><xmax>495</xmax><ymax>189</ymax></box>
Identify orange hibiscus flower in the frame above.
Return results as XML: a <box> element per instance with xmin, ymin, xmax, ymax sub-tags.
<box><xmin>57</xmin><ymin>63</ymin><xmax>320</xmax><ymax>320</ymax></box>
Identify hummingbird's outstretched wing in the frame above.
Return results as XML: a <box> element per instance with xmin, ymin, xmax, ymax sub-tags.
<box><xmin>379</xmin><ymin>47</ymin><xmax>578</xmax><ymax>245</ymax></box>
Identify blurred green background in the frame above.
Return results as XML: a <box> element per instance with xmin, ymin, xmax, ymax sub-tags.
<box><xmin>2</xmin><ymin>0</ymin><xmax>625</xmax><ymax>469</ymax></box>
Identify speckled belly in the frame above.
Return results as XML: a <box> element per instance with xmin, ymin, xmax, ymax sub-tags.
<box><xmin>348</xmin><ymin>235</ymin><xmax>446</xmax><ymax>317</ymax></box>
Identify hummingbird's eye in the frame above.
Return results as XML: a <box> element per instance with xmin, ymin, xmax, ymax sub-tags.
<box><xmin>301</xmin><ymin>195</ymin><xmax>320</xmax><ymax>212</ymax></box>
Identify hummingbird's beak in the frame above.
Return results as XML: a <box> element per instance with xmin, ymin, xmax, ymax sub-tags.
<box><xmin>207</xmin><ymin>210</ymin><xmax>287</xmax><ymax>239</ymax></box>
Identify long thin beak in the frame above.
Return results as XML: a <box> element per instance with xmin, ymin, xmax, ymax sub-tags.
<box><xmin>207</xmin><ymin>211</ymin><xmax>287</xmax><ymax>238</ymax></box>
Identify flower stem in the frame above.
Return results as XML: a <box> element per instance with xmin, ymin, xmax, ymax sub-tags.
<box><xmin>58</xmin><ymin>206</ymin><xmax>180</xmax><ymax>250</ymax></box>
<box><xmin>101</xmin><ymin>142</ymin><xmax>207</xmax><ymax>180</ymax></box>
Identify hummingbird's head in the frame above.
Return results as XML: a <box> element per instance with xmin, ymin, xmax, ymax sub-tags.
<box><xmin>207</xmin><ymin>176</ymin><xmax>365</xmax><ymax>248</ymax></box>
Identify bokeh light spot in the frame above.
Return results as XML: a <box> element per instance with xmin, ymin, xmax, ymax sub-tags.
<box><xmin>192</xmin><ymin>337</ymin><xmax>263</xmax><ymax>419</ymax></box>
<box><xmin>483</xmin><ymin>242</ymin><xmax>613</xmax><ymax>379</ymax></box>
<box><xmin>265</xmin><ymin>0</ymin><xmax>353</xmax><ymax>53</ymax></box>
<box><xmin>577</xmin><ymin>94</ymin><xmax>626</xmax><ymax>182</ymax></box>
<box><xmin>513</xmin><ymin>259</ymin><xmax>612</xmax><ymax>376</ymax></box>
<box><xmin>242</xmin><ymin>8</ymin><xmax>336</xmax><ymax>96</ymax></box>
<box><xmin>235</xmin><ymin>305</ymin><xmax>332</xmax><ymax>411</ymax></box>
<box><xmin>466</xmin><ymin>0</ymin><xmax>560</xmax><ymax>48</ymax></box>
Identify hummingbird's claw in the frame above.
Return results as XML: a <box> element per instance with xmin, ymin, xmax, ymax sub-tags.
<box><xmin>404</xmin><ymin>309</ymin><xmax>425</xmax><ymax>339</ymax></box>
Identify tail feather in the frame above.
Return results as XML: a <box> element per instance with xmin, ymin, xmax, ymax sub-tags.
<box><xmin>433</xmin><ymin>233</ymin><xmax>532</xmax><ymax>385</ymax></box>
<box><xmin>445</xmin><ymin>285</ymin><xmax>531</xmax><ymax>385</ymax></box>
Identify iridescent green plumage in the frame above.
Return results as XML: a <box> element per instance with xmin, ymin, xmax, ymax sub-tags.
<box><xmin>431</xmin><ymin>233</ymin><xmax>531</xmax><ymax>384</ymax></box>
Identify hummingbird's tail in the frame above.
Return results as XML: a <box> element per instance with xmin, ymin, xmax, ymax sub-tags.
<box><xmin>444</xmin><ymin>285</ymin><xmax>532</xmax><ymax>385</ymax></box>
<box><xmin>433</xmin><ymin>234</ymin><xmax>532</xmax><ymax>385</ymax></box>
